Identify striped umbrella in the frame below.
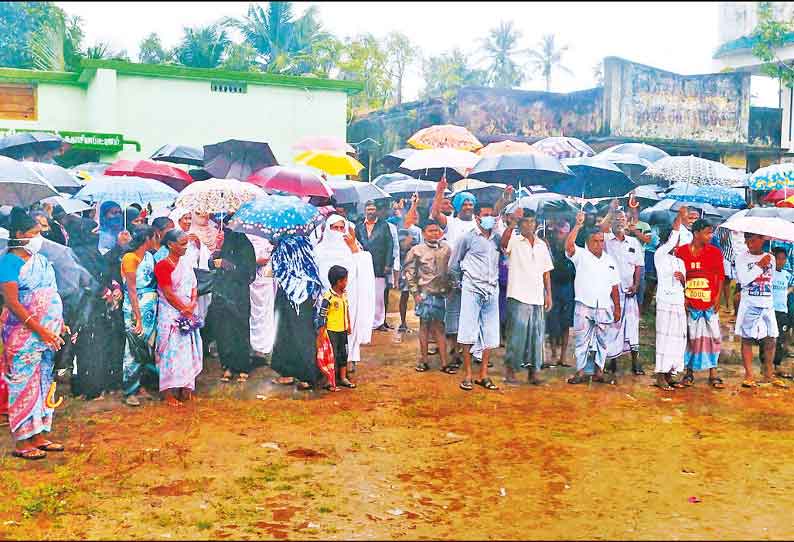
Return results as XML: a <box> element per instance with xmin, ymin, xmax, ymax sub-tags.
<box><xmin>531</xmin><ymin>137</ymin><xmax>595</xmax><ymax>159</ymax></box>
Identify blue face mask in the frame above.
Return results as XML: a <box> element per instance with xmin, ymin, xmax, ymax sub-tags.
<box><xmin>104</xmin><ymin>215</ymin><xmax>123</xmax><ymax>231</ymax></box>
<box><xmin>479</xmin><ymin>216</ymin><xmax>496</xmax><ymax>231</ymax></box>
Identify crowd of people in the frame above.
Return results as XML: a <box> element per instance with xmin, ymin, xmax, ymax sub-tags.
<box><xmin>0</xmin><ymin>175</ymin><xmax>791</xmax><ymax>460</ymax></box>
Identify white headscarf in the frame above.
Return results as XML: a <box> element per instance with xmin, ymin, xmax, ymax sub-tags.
<box><xmin>315</xmin><ymin>214</ymin><xmax>352</xmax><ymax>290</ymax></box>
<box><xmin>168</xmin><ymin>207</ymin><xmax>191</xmax><ymax>231</ymax></box>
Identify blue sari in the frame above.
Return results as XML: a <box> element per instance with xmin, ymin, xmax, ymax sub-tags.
<box><xmin>122</xmin><ymin>252</ymin><xmax>158</xmax><ymax>396</ymax></box>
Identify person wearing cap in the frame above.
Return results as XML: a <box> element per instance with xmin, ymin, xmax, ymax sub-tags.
<box><xmin>675</xmin><ymin>218</ymin><xmax>725</xmax><ymax>388</ymax></box>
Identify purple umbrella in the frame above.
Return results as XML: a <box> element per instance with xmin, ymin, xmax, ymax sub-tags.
<box><xmin>203</xmin><ymin>139</ymin><xmax>278</xmax><ymax>180</ymax></box>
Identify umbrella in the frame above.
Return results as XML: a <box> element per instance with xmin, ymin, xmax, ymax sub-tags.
<box><xmin>468</xmin><ymin>153</ymin><xmax>573</xmax><ymax>188</ymax></box>
<box><xmin>595</xmin><ymin>151</ymin><xmax>653</xmax><ymax>182</ymax></box>
<box><xmin>631</xmin><ymin>184</ymin><xmax>664</xmax><ymax>203</ymax></box>
<box><xmin>188</xmin><ymin>168</ymin><xmax>213</xmax><ymax>182</ymax></box>
<box><xmin>294</xmin><ymin>150</ymin><xmax>364</xmax><ymax>177</ymax></box>
<box><xmin>398</xmin><ymin>148</ymin><xmax>479</xmax><ymax>182</ymax></box>
<box><xmin>105</xmin><ymin>159</ymin><xmax>193</xmax><ymax>191</ymax></box>
<box><xmin>454</xmin><ymin>184</ymin><xmax>508</xmax><ymax>207</ymax></box>
<box><xmin>247</xmin><ymin>166</ymin><xmax>332</xmax><ymax>198</ymax></box>
<box><xmin>453</xmin><ymin>178</ymin><xmax>489</xmax><ymax>191</ymax></box>
<box><xmin>777</xmin><ymin>196</ymin><xmax>794</xmax><ymax>208</ymax></box>
<box><xmin>383</xmin><ymin>179</ymin><xmax>438</xmax><ymax>199</ymax></box>
<box><xmin>722</xmin><ymin>215</ymin><xmax>794</xmax><ymax>242</ymax></box>
<box><xmin>666</xmin><ymin>183</ymin><xmax>747</xmax><ymax>209</ymax></box>
<box><xmin>531</xmin><ymin>137</ymin><xmax>594</xmax><ymax>159</ymax></box>
<box><xmin>150</xmin><ymin>144</ymin><xmax>204</xmax><ymax>167</ymax></box>
<box><xmin>373</xmin><ymin>172</ymin><xmax>414</xmax><ymax>190</ymax></box>
<box><xmin>407</xmin><ymin>124</ymin><xmax>482</xmax><ymax>151</ymax></box>
<box><xmin>730</xmin><ymin>207</ymin><xmax>794</xmax><ymax>221</ymax></box>
<box><xmin>601</xmin><ymin>143</ymin><xmax>670</xmax><ymax>163</ymax></box>
<box><xmin>505</xmin><ymin>192</ymin><xmax>578</xmax><ymax>214</ymax></box>
<box><xmin>380</xmin><ymin>148</ymin><xmax>417</xmax><ymax>171</ymax></box>
<box><xmin>229</xmin><ymin>194</ymin><xmax>324</xmax><ymax>242</ymax></box>
<box><xmin>0</xmin><ymin>156</ymin><xmax>59</xmax><ymax>206</ymax></box>
<box><xmin>74</xmin><ymin>175</ymin><xmax>178</xmax><ymax>206</ymax></box>
<box><xmin>639</xmin><ymin>198</ymin><xmax>722</xmax><ymax>226</ymax></box>
<box><xmin>293</xmin><ymin>136</ymin><xmax>355</xmax><ymax>154</ymax></box>
<box><xmin>546</xmin><ymin>157</ymin><xmax>633</xmax><ymax>199</ymax></box>
<box><xmin>70</xmin><ymin>162</ymin><xmax>110</xmax><ymax>181</ymax></box>
<box><xmin>0</xmin><ymin>132</ymin><xmax>69</xmax><ymax>159</ymax></box>
<box><xmin>750</xmin><ymin>164</ymin><xmax>794</xmax><ymax>192</ymax></box>
<box><xmin>41</xmin><ymin>195</ymin><xmax>93</xmax><ymax>215</ymax></box>
<box><xmin>23</xmin><ymin>162</ymin><xmax>83</xmax><ymax>193</ymax></box>
<box><xmin>327</xmin><ymin>180</ymin><xmax>390</xmax><ymax>205</ymax></box>
<box><xmin>175</xmin><ymin>178</ymin><xmax>265</xmax><ymax>214</ymax></box>
<box><xmin>478</xmin><ymin>140</ymin><xmax>537</xmax><ymax>156</ymax></box>
<box><xmin>203</xmin><ymin>139</ymin><xmax>278</xmax><ymax>180</ymax></box>
<box><xmin>639</xmin><ymin>155</ymin><xmax>745</xmax><ymax>187</ymax></box>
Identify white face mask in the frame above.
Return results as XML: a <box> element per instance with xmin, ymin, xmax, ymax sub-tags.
<box><xmin>326</xmin><ymin>230</ymin><xmax>345</xmax><ymax>244</ymax></box>
<box><xmin>11</xmin><ymin>234</ymin><xmax>43</xmax><ymax>255</ymax></box>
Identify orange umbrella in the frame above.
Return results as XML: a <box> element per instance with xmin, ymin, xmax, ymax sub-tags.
<box><xmin>407</xmin><ymin>124</ymin><xmax>482</xmax><ymax>152</ymax></box>
<box><xmin>776</xmin><ymin>196</ymin><xmax>794</xmax><ymax>208</ymax></box>
<box><xmin>477</xmin><ymin>140</ymin><xmax>537</xmax><ymax>156</ymax></box>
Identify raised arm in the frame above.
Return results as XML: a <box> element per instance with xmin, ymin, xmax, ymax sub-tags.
<box><xmin>566</xmin><ymin>211</ymin><xmax>585</xmax><ymax>257</ymax></box>
<box><xmin>404</xmin><ymin>193</ymin><xmax>419</xmax><ymax>230</ymax></box>
<box><xmin>430</xmin><ymin>177</ymin><xmax>449</xmax><ymax>228</ymax></box>
<box><xmin>493</xmin><ymin>186</ymin><xmax>514</xmax><ymax>218</ymax></box>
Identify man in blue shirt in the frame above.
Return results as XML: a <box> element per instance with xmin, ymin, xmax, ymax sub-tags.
<box><xmin>772</xmin><ymin>247</ymin><xmax>794</xmax><ymax>377</ymax></box>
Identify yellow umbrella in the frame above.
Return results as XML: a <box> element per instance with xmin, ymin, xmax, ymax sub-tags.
<box><xmin>294</xmin><ymin>150</ymin><xmax>365</xmax><ymax>177</ymax></box>
<box><xmin>407</xmin><ymin>124</ymin><xmax>482</xmax><ymax>152</ymax></box>
<box><xmin>478</xmin><ymin>140</ymin><xmax>537</xmax><ymax>156</ymax></box>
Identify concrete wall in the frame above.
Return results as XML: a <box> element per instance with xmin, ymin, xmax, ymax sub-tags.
<box><xmin>603</xmin><ymin>57</ymin><xmax>750</xmax><ymax>143</ymax></box>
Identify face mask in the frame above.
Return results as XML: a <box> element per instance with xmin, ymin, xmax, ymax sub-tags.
<box><xmin>479</xmin><ymin>216</ymin><xmax>496</xmax><ymax>231</ymax></box>
<box><xmin>14</xmin><ymin>234</ymin><xmax>43</xmax><ymax>255</ymax></box>
<box><xmin>105</xmin><ymin>215</ymin><xmax>123</xmax><ymax>231</ymax></box>
<box><xmin>326</xmin><ymin>230</ymin><xmax>345</xmax><ymax>244</ymax></box>
<box><xmin>425</xmin><ymin>239</ymin><xmax>439</xmax><ymax>248</ymax></box>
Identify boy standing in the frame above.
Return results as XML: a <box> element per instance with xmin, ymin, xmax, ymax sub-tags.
<box><xmin>320</xmin><ymin>265</ymin><xmax>357</xmax><ymax>390</ymax></box>
<box><xmin>772</xmin><ymin>247</ymin><xmax>794</xmax><ymax>378</ymax></box>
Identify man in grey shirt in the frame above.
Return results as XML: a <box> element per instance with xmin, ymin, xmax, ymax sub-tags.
<box><xmin>449</xmin><ymin>206</ymin><xmax>502</xmax><ymax>392</ymax></box>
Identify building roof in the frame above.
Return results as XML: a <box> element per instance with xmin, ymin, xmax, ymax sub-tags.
<box><xmin>0</xmin><ymin>59</ymin><xmax>363</xmax><ymax>94</ymax></box>
<box><xmin>713</xmin><ymin>31</ymin><xmax>794</xmax><ymax>59</ymax></box>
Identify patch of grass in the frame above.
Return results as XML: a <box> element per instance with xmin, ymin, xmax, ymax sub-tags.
<box><xmin>318</xmin><ymin>506</ymin><xmax>333</xmax><ymax>514</ymax></box>
<box><xmin>302</xmin><ymin>490</ymin><xmax>315</xmax><ymax>498</ymax></box>
<box><xmin>196</xmin><ymin>520</ymin><xmax>213</xmax><ymax>531</ymax></box>
<box><xmin>274</xmin><ymin>484</ymin><xmax>293</xmax><ymax>491</ymax></box>
<box><xmin>253</xmin><ymin>462</ymin><xmax>287</xmax><ymax>482</ymax></box>
<box><xmin>18</xmin><ymin>483</ymin><xmax>73</xmax><ymax>518</ymax></box>
<box><xmin>235</xmin><ymin>476</ymin><xmax>262</xmax><ymax>492</ymax></box>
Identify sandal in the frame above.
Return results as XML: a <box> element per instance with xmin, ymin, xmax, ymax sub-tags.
<box><xmin>654</xmin><ymin>382</ymin><xmax>674</xmax><ymax>391</ymax></box>
<box><xmin>415</xmin><ymin>362</ymin><xmax>430</xmax><ymax>373</ymax></box>
<box><xmin>592</xmin><ymin>374</ymin><xmax>617</xmax><ymax>385</ymax></box>
<box><xmin>770</xmin><ymin>378</ymin><xmax>789</xmax><ymax>389</ymax></box>
<box><xmin>220</xmin><ymin>371</ymin><xmax>232</xmax><ymax>383</ymax></box>
<box><xmin>296</xmin><ymin>381</ymin><xmax>312</xmax><ymax>391</ymax></box>
<box><xmin>775</xmin><ymin>371</ymin><xmax>794</xmax><ymax>380</ymax></box>
<box><xmin>742</xmin><ymin>379</ymin><xmax>759</xmax><ymax>388</ymax></box>
<box><xmin>681</xmin><ymin>374</ymin><xmax>694</xmax><ymax>387</ymax></box>
<box><xmin>339</xmin><ymin>378</ymin><xmax>357</xmax><ymax>389</ymax></box>
<box><xmin>474</xmin><ymin>378</ymin><xmax>499</xmax><ymax>391</ymax></box>
<box><xmin>36</xmin><ymin>440</ymin><xmax>64</xmax><ymax>452</ymax></box>
<box><xmin>669</xmin><ymin>380</ymin><xmax>686</xmax><ymax>389</ymax></box>
<box><xmin>12</xmin><ymin>448</ymin><xmax>46</xmax><ymax>460</ymax></box>
<box><xmin>632</xmin><ymin>366</ymin><xmax>646</xmax><ymax>376</ymax></box>
<box><xmin>709</xmin><ymin>377</ymin><xmax>725</xmax><ymax>389</ymax></box>
<box><xmin>323</xmin><ymin>384</ymin><xmax>339</xmax><ymax>392</ymax></box>
<box><xmin>567</xmin><ymin>374</ymin><xmax>589</xmax><ymax>385</ymax></box>
<box><xmin>237</xmin><ymin>373</ymin><xmax>249</xmax><ymax>383</ymax></box>
<box><xmin>459</xmin><ymin>379</ymin><xmax>473</xmax><ymax>391</ymax></box>
<box><xmin>271</xmin><ymin>377</ymin><xmax>294</xmax><ymax>386</ymax></box>
<box><xmin>440</xmin><ymin>365</ymin><xmax>458</xmax><ymax>375</ymax></box>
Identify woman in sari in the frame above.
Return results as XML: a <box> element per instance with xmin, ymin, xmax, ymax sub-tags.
<box><xmin>314</xmin><ymin>215</ymin><xmax>376</xmax><ymax>373</ymax></box>
<box><xmin>271</xmin><ymin>236</ymin><xmax>324</xmax><ymax>390</ymax></box>
<box><xmin>120</xmin><ymin>227</ymin><xmax>159</xmax><ymax>407</ymax></box>
<box><xmin>0</xmin><ymin>208</ymin><xmax>66</xmax><ymax>460</ymax></box>
<box><xmin>169</xmin><ymin>208</ymin><xmax>212</xmax><ymax>321</ymax></box>
<box><xmin>154</xmin><ymin>230</ymin><xmax>202</xmax><ymax>407</ymax></box>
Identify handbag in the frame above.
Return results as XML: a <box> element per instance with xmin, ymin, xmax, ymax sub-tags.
<box><xmin>194</xmin><ymin>268</ymin><xmax>216</xmax><ymax>296</ymax></box>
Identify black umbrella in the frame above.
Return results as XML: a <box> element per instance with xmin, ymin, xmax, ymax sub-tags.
<box><xmin>151</xmin><ymin>144</ymin><xmax>204</xmax><ymax>167</ymax></box>
<box><xmin>23</xmin><ymin>162</ymin><xmax>83</xmax><ymax>194</ymax></box>
<box><xmin>551</xmin><ymin>157</ymin><xmax>636</xmax><ymax>198</ymax></box>
<box><xmin>468</xmin><ymin>154</ymin><xmax>573</xmax><ymax>188</ymax></box>
<box><xmin>0</xmin><ymin>132</ymin><xmax>69</xmax><ymax>160</ymax></box>
<box><xmin>380</xmin><ymin>148</ymin><xmax>417</xmax><ymax>171</ymax></box>
<box><xmin>203</xmin><ymin>139</ymin><xmax>278</xmax><ymax>180</ymax></box>
<box><xmin>188</xmin><ymin>168</ymin><xmax>213</xmax><ymax>181</ymax></box>
<box><xmin>327</xmin><ymin>180</ymin><xmax>391</xmax><ymax>205</ymax></box>
<box><xmin>398</xmin><ymin>165</ymin><xmax>465</xmax><ymax>182</ymax></box>
<box><xmin>383</xmin><ymin>179</ymin><xmax>438</xmax><ymax>199</ymax></box>
<box><xmin>595</xmin><ymin>151</ymin><xmax>653</xmax><ymax>182</ymax></box>
<box><xmin>640</xmin><ymin>199</ymin><xmax>722</xmax><ymax>226</ymax></box>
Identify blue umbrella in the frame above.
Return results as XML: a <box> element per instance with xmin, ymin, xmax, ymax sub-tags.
<box><xmin>228</xmin><ymin>195</ymin><xmax>323</xmax><ymax>242</ymax></box>
<box><xmin>552</xmin><ymin>157</ymin><xmax>635</xmax><ymax>198</ymax></box>
<box><xmin>667</xmin><ymin>184</ymin><xmax>747</xmax><ymax>209</ymax></box>
<box><xmin>74</xmin><ymin>175</ymin><xmax>178</xmax><ymax>205</ymax></box>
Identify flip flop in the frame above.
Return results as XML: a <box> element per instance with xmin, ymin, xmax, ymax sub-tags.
<box><xmin>567</xmin><ymin>374</ymin><xmax>589</xmax><ymax>385</ymax></box>
<box><xmin>742</xmin><ymin>379</ymin><xmax>759</xmax><ymax>388</ymax></box>
<box><xmin>36</xmin><ymin>440</ymin><xmax>64</xmax><ymax>452</ymax></box>
<box><xmin>771</xmin><ymin>379</ymin><xmax>789</xmax><ymax>389</ymax></box>
<box><xmin>709</xmin><ymin>377</ymin><xmax>725</xmax><ymax>389</ymax></box>
<box><xmin>459</xmin><ymin>379</ymin><xmax>473</xmax><ymax>391</ymax></box>
<box><xmin>440</xmin><ymin>365</ymin><xmax>458</xmax><ymax>375</ymax></box>
<box><xmin>237</xmin><ymin>373</ymin><xmax>249</xmax><ymax>383</ymax></box>
<box><xmin>415</xmin><ymin>362</ymin><xmax>430</xmax><ymax>373</ymax></box>
<box><xmin>12</xmin><ymin>448</ymin><xmax>46</xmax><ymax>460</ymax></box>
<box><xmin>474</xmin><ymin>378</ymin><xmax>499</xmax><ymax>391</ymax></box>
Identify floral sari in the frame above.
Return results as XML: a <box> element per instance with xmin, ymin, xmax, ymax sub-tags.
<box><xmin>122</xmin><ymin>252</ymin><xmax>158</xmax><ymax>396</ymax></box>
<box><xmin>1</xmin><ymin>254</ymin><xmax>64</xmax><ymax>441</ymax></box>
<box><xmin>156</xmin><ymin>257</ymin><xmax>202</xmax><ymax>391</ymax></box>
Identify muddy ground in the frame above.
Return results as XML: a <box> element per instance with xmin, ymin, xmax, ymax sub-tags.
<box><xmin>0</xmin><ymin>297</ymin><xmax>793</xmax><ymax>540</ymax></box>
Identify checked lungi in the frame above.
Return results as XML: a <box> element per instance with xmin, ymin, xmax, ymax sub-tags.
<box><xmin>573</xmin><ymin>302</ymin><xmax>612</xmax><ymax>374</ymax></box>
<box><xmin>606</xmin><ymin>291</ymin><xmax>640</xmax><ymax>359</ymax></box>
<box><xmin>655</xmin><ymin>301</ymin><xmax>686</xmax><ymax>374</ymax></box>
<box><xmin>504</xmin><ymin>299</ymin><xmax>545</xmax><ymax>372</ymax></box>
<box><xmin>685</xmin><ymin>309</ymin><xmax>721</xmax><ymax>371</ymax></box>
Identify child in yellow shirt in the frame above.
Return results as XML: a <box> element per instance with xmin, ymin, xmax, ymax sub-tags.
<box><xmin>318</xmin><ymin>265</ymin><xmax>356</xmax><ymax>389</ymax></box>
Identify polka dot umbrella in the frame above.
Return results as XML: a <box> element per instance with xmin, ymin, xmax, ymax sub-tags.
<box><xmin>228</xmin><ymin>194</ymin><xmax>324</xmax><ymax>242</ymax></box>
<box><xmin>175</xmin><ymin>178</ymin><xmax>264</xmax><ymax>215</ymax></box>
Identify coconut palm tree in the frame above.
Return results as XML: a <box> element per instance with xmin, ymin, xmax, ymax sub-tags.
<box><xmin>174</xmin><ymin>24</ymin><xmax>230</xmax><ymax>69</ymax></box>
<box><xmin>480</xmin><ymin>21</ymin><xmax>525</xmax><ymax>88</ymax></box>
<box><xmin>527</xmin><ymin>34</ymin><xmax>572</xmax><ymax>92</ymax></box>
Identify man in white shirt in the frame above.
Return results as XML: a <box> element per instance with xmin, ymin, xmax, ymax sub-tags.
<box><xmin>735</xmin><ymin>232</ymin><xmax>786</xmax><ymax>388</ymax></box>
<box><xmin>604</xmin><ymin>210</ymin><xmax>645</xmax><ymax>375</ymax></box>
<box><xmin>565</xmin><ymin>211</ymin><xmax>621</xmax><ymax>384</ymax></box>
<box><xmin>501</xmin><ymin>211</ymin><xmax>553</xmax><ymax>385</ymax></box>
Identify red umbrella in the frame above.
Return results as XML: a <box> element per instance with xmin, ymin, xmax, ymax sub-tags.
<box><xmin>247</xmin><ymin>166</ymin><xmax>332</xmax><ymax>198</ymax></box>
<box><xmin>764</xmin><ymin>189</ymin><xmax>794</xmax><ymax>203</ymax></box>
<box><xmin>105</xmin><ymin>159</ymin><xmax>192</xmax><ymax>191</ymax></box>
<box><xmin>293</xmin><ymin>135</ymin><xmax>355</xmax><ymax>154</ymax></box>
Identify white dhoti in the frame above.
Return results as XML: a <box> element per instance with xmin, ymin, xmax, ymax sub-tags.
<box><xmin>373</xmin><ymin>277</ymin><xmax>386</xmax><ymax>328</ymax></box>
<box><xmin>249</xmin><ymin>268</ymin><xmax>276</xmax><ymax>355</ymax></box>
<box><xmin>606</xmin><ymin>291</ymin><xmax>640</xmax><ymax>359</ymax></box>
<box><xmin>655</xmin><ymin>301</ymin><xmax>686</xmax><ymax>374</ymax></box>
<box><xmin>735</xmin><ymin>302</ymin><xmax>779</xmax><ymax>340</ymax></box>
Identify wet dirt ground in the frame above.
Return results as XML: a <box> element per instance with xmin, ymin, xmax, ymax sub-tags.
<box><xmin>0</xmin><ymin>298</ymin><xmax>793</xmax><ymax>540</ymax></box>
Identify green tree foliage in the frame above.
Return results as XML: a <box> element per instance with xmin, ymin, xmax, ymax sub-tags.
<box><xmin>384</xmin><ymin>32</ymin><xmax>418</xmax><ymax>105</ymax></box>
<box><xmin>85</xmin><ymin>41</ymin><xmax>129</xmax><ymax>61</ymax></box>
<box><xmin>751</xmin><ymin>1</ymin><xmax>794</xmax><ymax>87</ymax></box>
<box><xmin>527</xmin><ymin>34</ymin><xmax>572</xmax><ymax>92</ymax></box>
<box><xmin>0</xmin><ymin>2</ymin><xmax>84</xmax><ymax>71</ymax></box>
<box><xmin>421</xmin><ymin>49</ymin><xmax>488</xmax><ymax>101</ymax></box>
<box><xmin>221</xmin><ymin>43</ymin><xmax>258</xmax><ymax>72</ymax></box>
<box><xmin>336</xmin><ymin>34</ymin><xmax>392</xmax><ymax>119</ymax></box>
<box><xmin>481</xmin><ymin>21</ymin><xmax>526</xmax><ymax>88</ymax></box>
<box><xmin>174</xmin><ymin>24</ymin><xmax>230</xmax><ymax>69</ymax></box>
<box><xmin>138</xmin><ymin>32</ymin><xmax>173</xmax><ymax>64</ymax></box>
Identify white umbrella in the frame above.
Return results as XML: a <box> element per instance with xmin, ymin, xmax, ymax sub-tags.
<box><xmin>399</xmin><ymin>148</ymin><xmax>479</xmax><ymax>181</ymax></box>
<box><xmin>41</xmin><ymin>195</ymin><xmax>93</xmax><ymax>215</ymax></box>
<box><xmin>0</xmin><ymin>156</ymin><xmax>59</xmax><ymax>206</ymax></box>
<box><xmin>722</xmin><ymin>215</ymin><xmax>794</xmax><ymax>242</ymax></box>
<box><xmin>175</xmin><ymin>178</ymin><xmax>265</xmax><ymax>214</ymax></box>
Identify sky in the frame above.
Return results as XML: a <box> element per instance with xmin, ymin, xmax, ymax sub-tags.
<box><xmin>57</xmin><ymin>1</ymin><xmax>780</xmax><ymax>106</ymax></box>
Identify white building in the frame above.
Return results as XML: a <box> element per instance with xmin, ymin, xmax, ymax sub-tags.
<box><xmin>0</xmin><ymin>59</ymin><xmax>361</xmax><ymax>165</ymax></box>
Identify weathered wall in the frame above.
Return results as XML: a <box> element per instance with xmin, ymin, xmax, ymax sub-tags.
<box><xmin>452</xmin><ymin>86</ymin><xmax>604</xmax><ymax>139</ymax></box>
<box><xmin>603</xmin><ymin>57</ymin><xmax>751</xmax><ymax>143</ymax></box>
<box><xmin>749</xmin><ymin>106</ymin><xmax>782</xmax><ymax>147</ymax></box>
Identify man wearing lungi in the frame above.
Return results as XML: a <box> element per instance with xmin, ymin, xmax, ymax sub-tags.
<box><xmin>735</xmin><ymin>233</ymin><xmax>788</xmax><ymax>388</ymax></box>
<box><xmin>501</xmin><ymin>211</ymin><xmax>553</xmax><ymax>385</ymax></box>
<box><xmin>604</xmin><ymin>210</ymin><xmax>645</xmax><ymax>375</ymax></box>
<box><xmin>565</xmin><ymin>212</ymin><xmax>621</xmax><ymax>385</ymax></box>
<box><xmin>676</xmin><ymin>220</ymin><xmax>725</xmax><ymax>388</ymax></box>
